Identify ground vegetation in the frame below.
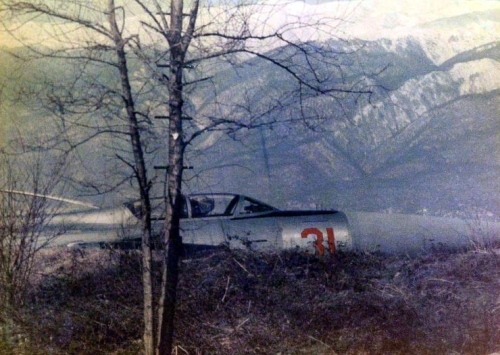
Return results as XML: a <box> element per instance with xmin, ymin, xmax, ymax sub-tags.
<box><xmin>2</xmin><ymin>246</ymin><xmax>499</xmax><ymax>355</ymax></box>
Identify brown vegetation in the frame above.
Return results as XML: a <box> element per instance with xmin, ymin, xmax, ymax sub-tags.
<box><xmin>2</xmin><ymin>246</ymin><xmax>500</xmax><ymax>354</ymax></box>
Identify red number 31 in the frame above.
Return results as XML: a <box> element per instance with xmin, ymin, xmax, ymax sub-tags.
<box><xmin>301</xmin><ymin>227</ymin><xmax>335</xmax><ymax>256</ymax></box>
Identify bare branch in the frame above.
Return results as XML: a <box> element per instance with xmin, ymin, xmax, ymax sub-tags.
<box><xmin>2</xmin><ymin>1</ymin><xmax>112</xmax><ymax>40</ymax></box>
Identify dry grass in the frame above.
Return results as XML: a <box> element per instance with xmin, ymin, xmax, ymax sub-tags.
<box><xmin>2</xmin><ymin>246</ymin><xmax>500</xmax><ymax>354</ymax></box>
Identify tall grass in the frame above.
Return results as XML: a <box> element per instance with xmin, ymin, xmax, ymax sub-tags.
<box><xmin>5</xmin><ymin>245</ymin><xmax>500</xmax><ymax>354</ymax></box>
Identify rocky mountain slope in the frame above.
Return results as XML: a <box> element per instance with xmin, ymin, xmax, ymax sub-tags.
<box><xmin>187</xmin><ymin>4</ymin><xmax>500</xmax><ymax>219</ymax></box>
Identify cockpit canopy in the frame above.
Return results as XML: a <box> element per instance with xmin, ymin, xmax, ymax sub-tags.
<box><xmin>126</xmin><ymin>193</ymin><xmax>278</xmax><ymax>220</ymax></box>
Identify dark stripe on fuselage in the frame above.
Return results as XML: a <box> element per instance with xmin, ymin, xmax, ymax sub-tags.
<box><xmin>231</xmin><ymin>210</ymin><xmax>339</xmax><ymax>220</ymax></box>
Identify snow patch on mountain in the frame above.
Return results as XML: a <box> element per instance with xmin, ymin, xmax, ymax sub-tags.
<box><xmin>450</xmin><ymin>59</ymin><xmax>500</xmax><ymax>95</ymax></box>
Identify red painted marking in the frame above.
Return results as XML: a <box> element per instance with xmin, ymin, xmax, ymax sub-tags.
<box><xmin>301</xmin><ymin>227</ymin><xmax>336</xmax><ymax>256</ymax></box>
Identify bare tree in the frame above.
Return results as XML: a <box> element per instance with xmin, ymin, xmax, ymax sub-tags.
<box><xmin>0</xmin><ymin>149</ymin><xmax>66</xmax><ymax>343</ymax></box>
<box><xmin>1</xmin><ymin>1</ymin><xmax>376</xmax><ymax>353</ymax></box>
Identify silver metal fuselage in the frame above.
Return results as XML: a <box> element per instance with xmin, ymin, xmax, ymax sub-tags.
<box><xmin>32</xmin><ymin>192</ymin><xmax>500</xmax><ymax>255</ymax></box>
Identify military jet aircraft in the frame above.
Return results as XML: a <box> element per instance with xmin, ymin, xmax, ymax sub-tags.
<box><xmin>4</xmin><ymin>190</ymin><xmax>500</xmax><ymax>254</ymax></box>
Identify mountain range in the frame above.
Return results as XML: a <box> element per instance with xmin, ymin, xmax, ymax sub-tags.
<box><xmin>185</xmin><ymin>2</ymin><xmax>500</xmax><ymax>220</ymax></box>
<box><xmin>0</xmin><ymin>0</ymin><xmax>498</xmax><ymax>220</ymax></box>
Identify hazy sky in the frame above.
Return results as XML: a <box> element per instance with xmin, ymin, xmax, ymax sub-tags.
<box><xmin>1</xmin><ymin>0</ymin><xmax>499</xmax><ymax>48</ymax></box>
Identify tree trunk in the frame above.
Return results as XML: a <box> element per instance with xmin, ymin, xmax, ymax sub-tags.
<box><xmin>156</xmin><ymin>0</ymin><xmax>187</xmax><ymax>352</ymax></box>
<box><xmin>155</xmin><ymin>85</ymin><xmax>184</xmax><ymax>353</ymax></box>
<box><xmin>107</xmin><ymin>2</ymin><xmax>155</xmax><ymax>354</ymax></box>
